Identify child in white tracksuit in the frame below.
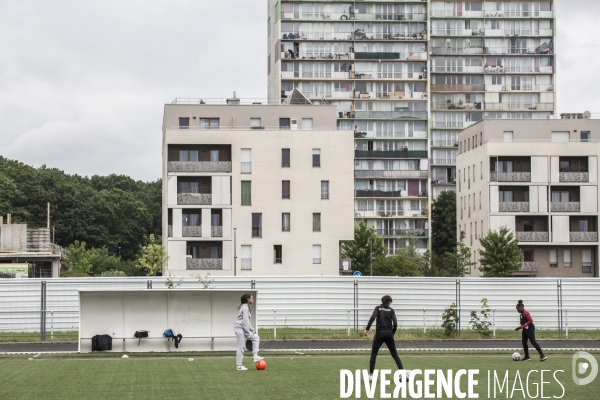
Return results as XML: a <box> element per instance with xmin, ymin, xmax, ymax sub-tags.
<box><xmin>233</xmin><ymin>294</ymin><xmax>263</xmax><ymax>370</ymax></box>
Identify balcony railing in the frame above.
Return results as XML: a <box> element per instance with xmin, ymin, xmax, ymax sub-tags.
<box><xmin>484</xmin><ymin>29</ymin><xmax>554</xmax><ymax>37</ymax></box>
<box><xmin>485</xmin><ymin>103</ymin><xmax>554</xmax><ymax>111</ymax></box>
<box><xmin>570</xmin><ymin>232</ymin><xmax>598</xmax><ymax>242</ymax></box>
<box><xmin>281</xmin><ymin>12</ymin><xmax>427</xmax><ymax>21</ymax></box>
<box><xmin>168</xmin><ymin>162</ymin><xmax>232</xmax><ymax>173</ymax></box>
<box><xmin>519</xmin><ymin>262</ymin><xmax>539</xmax><ymax>273</ymax></box>
<box><xmin>431</xmin><ymin>84</ymin><xmax>485</xmax><ymax>92</ymax></box>
<box><xmin>551</xmin><ymin>202</ymin><xmax>580</xmax><ymax>212</ymax></box>
<box><xmin>354</xmin><ymin>190</ymin><xmax>403</xmax><ymax>198</ymax></box>
<box><xmin>431</xmin><ymin>10</ymin><xmax>485</xmax><ymax>18</ymax></box>
<box><xmin>354</xmin><ymin>111</ymin><xmax>428</xmax><ymax>119</ymax></box>
<box><xmin>431</xmin><ymin>139</ymin><xmax>458</xmax><ymax>147</ymax></box>
<box><xmin>354</xmin><ymin>130</ymin><xmax>427</xmax><ymax>139</ymax></box>
<box><xmin>431</xmin><ymin>29</ymin><xmax>486</xmax><ymax>37</ymax></box>
<box><xmin>431</xmin><ymin>158</ymin><xmax>456</xmax><ymax>165</ymax></box>
<box><xmin>432</xmin><ymin>47</ymin><xmax>484</xmax><ymax>55</ymax></box>
<box><xmin>186</xmin><ymin>258</ymin><xmax>223</xmax><ymax>270</ymax></box>
<box><xmin>499</xmin><ymin>202</ymin><xmax>530</xmax><ymax>212</ymax></box>
<box><xmin>252</xmin><ymin>227</ymin><xmax>262</xmax><ymax>237</ymax></box>
<box><xmin>211</xmin><ymin>226</ymin><xmax>223</xmax><ymax>237</ymax></box>
<box><xmin>559</xmin><ymin>172</ymin><xmax>589</xmax><ymax>182</ymax></box>
<box><xmin>484</xmin><ymin>10</ymin><xmax>554</xmax><ymax>18</ymax></box>
<box><xmin>177</xmin><ymin>193</ymin><xmax>212</xmax><ymax>205</ymax></box>
<box><xmin>485</xmin><ymin>84</ymin><xmax>554</xmax><ymax>92</ymax></box>
<box><xmin>183</xmin><ymin>226</ymin><xmax>202</xmax><ymax>237</ymax></box>
<box><xmin>354</xmin><ymin>51</ymin><xmax>427</xmax><ymax>61</ymax></box>
<box><xmin>490</xmin><ymin>172</ymin><xmax>531</xmax><ymax>182</ymax></box>
<box><xmin>431</xmin><ymin>102</ymin><xmax>483</xmax><ymax>110</ymax></box>
<box><xmin>241</xmin><ymin>258</ymin><xmax>252</xmax><ymax>270</ymax></box>
<box><xmin>484</xmin><ymin>66</ymin><xmax>554</xmax><ymax>74</ymax></box>
<box><xmin>432</xmin><ymin>66</ymin><xmax>484</xmax><ymax>73</ymax></box>
<box><xmin>354</xmin><ymin>209</ymin><xmax>428</xmax><ymax>217</ymax></box>
<box><xmin>375</xmin><ymin>229</ymin><xmax>429</xmax><ymax>237</ymax></box>
<box><xmin>432</xmin><ymin>121</ymin><xmax>478</xmax><ymax>128</ymax></box>
<box><xmin>484</xmin><ymin>47</ymin><xmax>555</xmax><ymax>56</ymax></box>
<box><xmin>313</xmin><ymin>258</ymin><xmax>321</xmax><ymax>264</ymax></box>
<box><xmin>354</xmin><ymin>170</ymin><xmax>428</xmax><ymax>178</ymax></box>
<box><xmin>516</xmin><ymin>231</ymin><xmax>549</xmax><ymax>242</ymax></box>
<box><xmin>355</xmin><ymin>150</ymin><xmax>428</xmax><ymax>158</ymax></box>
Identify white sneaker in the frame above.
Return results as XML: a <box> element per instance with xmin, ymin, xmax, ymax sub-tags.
<box><xmin>369</xmin><ymin>374</ymin><xmax>373</xmax><ymax>381</ymax></box>
<box><xmin>253</xmin><ymin>356</ymin><xmax>264</xmax><ymax>362</ymax></box>
<box><xmin>237</xmin><ymin>365</ymin><xmax>248</xmax><ymax>371</ymax></box>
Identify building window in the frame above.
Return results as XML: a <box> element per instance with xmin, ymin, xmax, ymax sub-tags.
<box><xmin>581</xmin><ymin>131</ymin><xmax>591</xmax><ymax>142</ymax></box>
<box><xmin>313</xmin><ymin>213</ymin><xmax>321</xmax><ymax>232</ymax></box>
<box><xmin>282</xmin><ymin>181</ymin><xmax>291</xmax><ymax>199</ymax></box>
<box><xmin>210</xmin><ymin>150</ymin><xmax>219</xmax><ymax>162</ymax></box>
<box><xmin>582</xmin><ymin>249</ymin><xmax>592</xmax><ymax>273</ymax></box>
<box><xmin>479</xmin><ymin>191</ymin><xmax>482</xmax><ymax>209</ymax></box>
<box><xmin>503</xmin><ymin>131</ymin><xmax>513</xmax><ymax>143</ymax></box>
<box><xmin>250</xmin><ymin>118</ymin><xmax>262</xmax><ymax>129</ymax></box>
<box><xmin>274</xmin><ymin>245</ymin><xmax>282</xmax><ymax>263</ymax></box>
<box><xmin>549</xmin><ymin>249</ymin><xmax>558</xmax><ymax>267</ymax></box>
<box><xmin>313</xmin><ymin>149</ymin><xmax>321</xmax><ymax>167</ymax></box>
<box><xmin>321</xmin><ymin>181</ymin><xmax>329</xmax><ymax>199</ymax></box>
<box><xmin>241</xmin><ymin>149</ymin><xmax>252</xmax><ymax>173</ymax></box>
<box><xmin>200</xmin><ymin>118</ymin><xmax>219</xmax><ymax>129</ymax></box>
<box><xmin>241</xmin><ymin>181</ymin><xmax>251</xmax><ymax>205</ymax></box>
<box><xmin>282</xmin><ymin>149</ymin><xmax>290</xmax><ymax>167</ymax></box>
<box><xmin>302</xmin><ymin>118</ymin><xmax>313</xmax><ymax>130</ymax></box>
<box><xmin>241</xmin><ymin>245</ymin><xmax>252</xmax><ymax>270</ymax></box>
<box><xmin>179</xmin><ymin>117</ymin><xmax>189</xmax><ymax>129</ymax></box>
<box><xmin>252</xmin><ymin>213</ymin><xmax>262</xmax><ymax>237</ymax></box>
<box><xmin>182</xmin><ymin>213</ymin><xmax>200</xmax><ymax>226</ymax></box>
<box><xmin>279</xmin><ymin>118</ymin><xmax>291</xmax><ymax>130</ymax></box>
<box><xmin>563</xmin><ymin>249</ymin><xmax>571</xmax><ymax>268</ymax></box>
<box><xmin>313</xmin><ymin>245</ymin><xmax>321</xmax><ymax>264</ymax></box>
<box><xmin>282</xmin><ymin>213</ymin><xmax>290</xmax><ymax>231</ymax></box>
<box><xmin>179</xmin><ymin>150</ymin><xmax>198</xmax><ymax>161</ymax></box>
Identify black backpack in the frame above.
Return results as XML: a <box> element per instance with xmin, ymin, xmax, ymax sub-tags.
<box><xmin>134</xmin><ymin>330</ymin><xmax>149</xmax><ymax>346</ymax></box>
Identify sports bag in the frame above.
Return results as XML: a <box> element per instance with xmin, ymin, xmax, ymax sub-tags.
<box><xmin>163</xmin><ymin>329</ymin><xmax>174</xmax><ymax>338</ymax></box>
<box><xmin>134</xmin><ymin>330</ymin><xmax>149</xmax><ymax>346</ymax></box>
<box><xmin>163</xmin><ymin>329</ymin><xmax>183</xmax><ymax>349</ymax></box>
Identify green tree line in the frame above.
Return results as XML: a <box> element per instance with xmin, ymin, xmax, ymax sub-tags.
<box><xmin>0</xmin><ymin>156</ymin><xmax>161</xmax><ymax>261</ymax></box>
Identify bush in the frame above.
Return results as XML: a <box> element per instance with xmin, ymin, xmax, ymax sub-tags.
<box><xmin>441</xmin><ymin>302</ymin><xmax>459</xmax><ymax>336</ymax></box>
<box><xmin>470</xmin><ymin>298</ymin><xmax>492</xmax><ymax>337</ymax></box>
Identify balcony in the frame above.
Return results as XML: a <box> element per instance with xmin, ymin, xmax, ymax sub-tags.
<box><xmin>281</xmin><ymin>12</ymin><xmax>427</xmax><ymax>22</ymax></box>
<box><xmin>431</xmin><ymin>84</ymin><xmax>485</xmax><ymax>92</ymax></box>
<box><xmin>484</xmin><ymin>47</ymin><xmax>555</xmax><ymax>56</ymax></box>
<box><xmin>354</xmin><ymin>130</ymin><xmax>427</xmax><ymax>139</ymax></box>
<box><xmin>183</xmin><ymin>226</ymin><xmax>202</xmax><ymax>237</ymax></box>
<box><xmin>484</xmin><ymin>10</ymin><xmax>554</xmax><ymax>18</ymax></box>
<box><xmin>168</xmin><ymin>162</ymin><xmax>231</xmax><ymax>173</ymax></box>
<box><xmin>485</xmin><ymin>84</ymin><xmax>554</xmax><ymax>92</ymax></box>
<box><xmin>354</xmin><ymin>110</ymin><xmax>428</xmax><ymax>119</ymax></box>
<box><xmin>431</xmin><ymin>139</ymin><xmax>458</xmax><ymax>147</ymax></box>
<box><xmin>376</xmin><ymin>229</ymin><xmax>429</xmax><ymax>237</ymax></box>
<box><xmin>560</xmin><ymin>173</ymin><xmax>589</xmax><ymax>183</ymax></box>
<box><xmin>431</xmin><ymin>101</ymin><xmax>484</xmax><ymax>110</ymax></box>
<box><xmin>431</xmin><ymin>10</ymin><xmax>485</xmax><ymax>18</ymax></box>
<box><xmin>516</xmin><ymin>231</ymin><xmax>549</xmax><ymax>242</ymax></box>
<box><xmin>211</xmin><ymin>226</ymin><xmax>223</xmax><ymax>237</ymax></box>
<box><xmin>354</xmin><ymin>52</ymin><xmax>427</xmax><ymax>61</ymax></box>
<box><xmin>551</xmin><ymin>202</ymin><xmax>580</xmax><ymax>212</ymax></box>
<box><xmin>485</xmin><ymin>103</ymin><xmax>554</xmax><ymax>111</ymax></box>
<box><xmin>177</xmin><ymin>193</ymin><xmax>212</xmax><ymax>205</ymax></box>
<box><xmin>430</xmin><ymin>28</ymin><xmax>486</xmax><ymax>37</ymax></box>
<box><xmin>484</xmin><ymin>66</ymin><xmax>554</xmax><ymax>74</ymax></box>
<box><xmin>499</xmin><ymin>202</ymin><xmax>530</xmax><ymax>212</ymax></box>
<box><xmin>519</xmin><ymin>262</ymin><xmax>539</xmax><ymax>273</ymax></box>
<box><xmin>432</xmin><ymin>47</ymin><xmax>484</xmax><ymax>55</ymax></box>
<box><xmin>432</xmin><ymin>121</ymin><xmax>478</xmax><ymax>128</ymax></box>
<box><xmin>570</xmin><ymin>232</ymin><xmax>598</xmax><ymax>242</ymax></box>
<box><xmin>355</xmin><ymin>150</ymin><xmax>428</xmax><ymax>159</ymax></box>
<box><xmin>354</xmin><ymin>190</ymin><xmax>403</xmax><ymax>198</ymax></box>
<box><xmin>490</xmin><ymin>172</ymin><xmax>531</xmax><ymax>182</ymax></box>
<box><xmin>430</xmin><ymin>158</ymin><xmax>456</xmax><ymax>166</ymax></box>
<box><xmin>354</xmin><ymin>209</ymin><xmax>427</xmax><ymax>217</ymax></box>
<box><xmin>354</xmin><ymin>170</ymin><xmax>428</xmax><ymax>179</ymax></box>
<box><xmin>432</xmin><ymin>65</ymin><xmax>484</xmax><ymax>74</ymax></box>
<box><xmin>186</xmin><ymin>258</ymin><xmax>223</xmax><ymax>270</ymax></box>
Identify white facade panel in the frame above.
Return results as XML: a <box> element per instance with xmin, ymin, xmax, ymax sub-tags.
<box><xmin>537</xmin><ymin>186</ymin><xmax>548</xmax><ymax>213</ymax></box>
<box><xmin>201</xmin><ymin>209</ymin><xmax>212</xmax><ymax>238</ymax></box>
<box><xmin>172</xmin><ymin>208</ymin><xmax>182</xmax><ymax>238</ymax></box>
<box><xmin>580</xmin><ymin>186</ymin><xmax>598</xmax><ymax>213</ymax></box>
<box><xmin>223</xmin><ymin>209</ymin><xmax>232</xmax><ymax>238</ymax></box>
<box><xmin>212</xmin><ymin>176</ymin><xmax>222</xmax><ymax>205</ymax></box>
<box><xmin>168</xmin><ymin>241</ymin><xmax>186</xmax><ymax>270</ymax></box>
<box><xmin>590</xmin><ymin>156</ymin><xmax>598</xmax><ymax>183</ymax></box>
<box><xmin>221</xmin><ymin>176</ymin><xmax>231</xmax><ymax>205</ymax></box>
<box><xmin>529</xmin><ymin>186</ymin><xmax>539</xmax><ymax>213</ymax></box>
<box><xmin>168</xmin><ymin>176</ymin><xmax>178</xmax><ymax>205</ymax></box>
<box><xmin>552</xmin><ymin>216</ymin><xmax>569</xmax><ymax>243</ymax></box>
<box><xmin>550</xmin><ymin>156</ymin><xmax>560</xmax><ymax>183</ymax></box>
<box><xmin>531</xmin><ymin>156</ymin><xmax>548</xmax><ymax>183</ymax></box>
<box><xmin>222</xmin><ymin>241</ymin><xmax>232</xmax><ymax>270</ymax></box>
<box><xmin>489</xmin><ymin>216</ymin><xmax>515</xmax><ymax>232</ymax></box>
<box><xmin>490</xmin><ymin>186</ymin><xmax>499</xmax><ymax>213</ymax></box>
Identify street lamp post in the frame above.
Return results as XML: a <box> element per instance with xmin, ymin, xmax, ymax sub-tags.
<box><xmin>370</xmin><ymin>229</ymin><xmax>373</xmax><ymax>276</ymax></box>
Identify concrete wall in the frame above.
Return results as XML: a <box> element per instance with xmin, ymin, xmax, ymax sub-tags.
<box><xmin>79</xmin><ymin>289</ymin><xmax>257</xmax><ymax>353</ymax></box>
<box><xmin>0</xmin><ymin>224</ymin><xmax>27</xmax><ymax>252</ymax></box>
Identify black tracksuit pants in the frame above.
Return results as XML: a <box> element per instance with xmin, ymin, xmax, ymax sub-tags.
<box><xmin>369</xmin><ymin>330</ymin><xmax>404</xmax><ymax>373</ymax></box>
<box><xmin>522</xmin><ymin>324</ymin><xmax>544</xmax><ymax>358</ymax></box>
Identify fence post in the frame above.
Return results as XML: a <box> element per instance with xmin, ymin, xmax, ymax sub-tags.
<box><xmin>423</xmin><ymin>309</ymin><xmax>426</xmax><ymax>333</ymax></box>
<box><xmin>40</xmin><ymin>281</ymin><xmax>46</xmax><ymax>341</ymax></box>
<box><xmin>251</xmin><ymin>280</ymin><xmax>256</xmax><ymax>290</ymax></box>
<box><xmin>51</xmin><ymin>311</ymin><xmax>54</xmax><ymax>340</ymax></box>
<box><xmin>353</xmin><ymin>280</ymin><xmax>358</xmax><ymax>332</ymax></box>
<box><xmin>492</xmin><ymin>309</ymin><xmax>496</xmax><ymax>338</ymax></box>
<box><xmin>347</xmin><ymin>309</ymin><xmax>350</xmax><ymax>337</ymax></box>
<box><xmin>273</xmin><ymin>309</ymin><xmax>277</xmax><ymax>340</ymax></box>
<box><xmin>565</xmin><ymin>309</ymin><xmax>568</xmax><ymax>339</ymax></box>
<box><xmin>557</xmin><ymin>279</ymin><xmax>562</xmax><ymax>338</ymax></box>
<box><xmin>455</xmin><ymin>279</ymin><xmax>461</xmax><ymax>335</ymax></box>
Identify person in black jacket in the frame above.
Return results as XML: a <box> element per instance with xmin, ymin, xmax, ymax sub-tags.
<box><xmin>364</xmin><ymin>295</ymin><xmax>405</xmax><ymax>380</ymax></box>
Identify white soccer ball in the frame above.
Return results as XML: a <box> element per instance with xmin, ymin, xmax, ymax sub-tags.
<box><xmin>512</xmin><ymin>352</ymin><xmax>521</xmax><ymax>361</ymax></box>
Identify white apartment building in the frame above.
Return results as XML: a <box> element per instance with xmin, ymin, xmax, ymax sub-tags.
<box><xmin>162</xmin><ymin>100</ymin><xmax>354</xmax><ymax>276</ymax></box>
<box><xmin>457</xmin><ymin>117</ymin><xmax>599</xmax><ymax>278</ymax></box>
<box><xmin>267</xmin><ymin>0</ymin><xmax>556</xmax><ymax>254</ymax></box>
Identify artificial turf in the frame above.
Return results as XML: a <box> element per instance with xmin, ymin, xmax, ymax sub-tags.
<box><xmin>0</xmin><ymin>351</ymin><xmax>597</xmax><ymax>399</ymax></box>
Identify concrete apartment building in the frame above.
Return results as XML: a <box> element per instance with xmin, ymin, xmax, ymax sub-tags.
<box><xmin>267</xmin><ymin>0</ymin><xmax>556</xmax><ymax>254</ymax></box>
<box><xmin>162</xmin><ymin>99</ymin><xmax>354</xmax><ymax>276</ymax></box>
<box><xmin>457</xmin><ymin>117</ymin><xmax>599</xmax><ymax>278</ymax></box>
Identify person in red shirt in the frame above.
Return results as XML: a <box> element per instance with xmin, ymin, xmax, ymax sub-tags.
<box><xmin>515</xmin><ymin>300</ymin><xmax>547</xmax><ymax>361</ymax></box>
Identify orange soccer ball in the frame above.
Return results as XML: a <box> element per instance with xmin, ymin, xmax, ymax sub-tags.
<box><xmin>255</xmin><ymin>360</ymin><xmax>267</xmax><ymax>370</ymax></box>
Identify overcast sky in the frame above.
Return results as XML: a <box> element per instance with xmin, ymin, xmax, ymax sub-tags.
<box><xmin>0</xmin><ymin>1</ymin><xmax>597</xmax><ymax>182</ymax></box>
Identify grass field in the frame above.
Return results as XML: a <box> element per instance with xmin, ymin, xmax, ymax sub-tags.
<box><xmin>0</xmin><ymin>351</ymin><xmax>597</xmax><ymax>399</ymax></box>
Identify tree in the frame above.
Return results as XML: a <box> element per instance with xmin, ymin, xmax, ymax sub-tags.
<box><xmin>372</xmin><ymin>251</ymin><xmax>420</xmax><ymax>276</ymax></box>
<box><xmin>341</xmin><ymin>220</ymin><xmax>386</xmax><ymax>275</ymax></box>
<box><xmin>431</xmin><ymin>190</ymin><xmax>457</xmax><ymax>259</ymax></box>
<box><xmin>137</xmin><ymin>234</ymin><xmax>169</xmax><ymax>276</ymax></box>
<box><xmin>442</xmin><ymin>231</ymin><xmax>474</xmax><ymax>277</ymax></box>
<box><xmin>478</xmin><ymin>226</ymin><xmax>521</xmax><ymax>277</ymax></box>
<box><xmin>62</xmin><ymin>241</ymin><xmax>127</xmax><ymax>277</ymax></box>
